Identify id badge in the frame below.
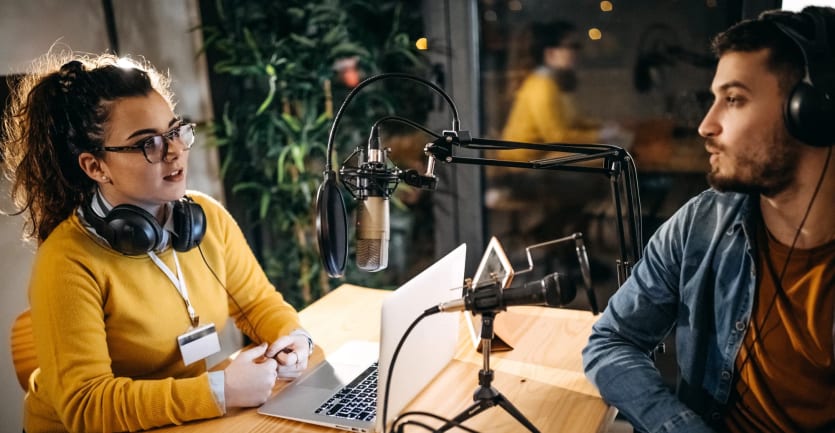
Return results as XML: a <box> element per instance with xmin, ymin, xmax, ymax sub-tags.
<box><xmin>177</xmin><ymin>323</ymin><xmax>221</xmax><ymax>366</ymax></box>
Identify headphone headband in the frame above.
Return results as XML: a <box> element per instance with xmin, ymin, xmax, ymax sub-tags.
<box><xmin>771</xmin><ymin>9</ymin><xmax>835</xmax><ymax>95</ymax></box>
<box><xmin>765</xmin><ymin>7</ymin><xmax>835</xmax><ymax>147</ymax></box>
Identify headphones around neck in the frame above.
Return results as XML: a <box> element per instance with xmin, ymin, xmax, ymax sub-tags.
<box><xmin>83</xmin><ymin>195</ymin><xmax>206</xmax><ymax>255</ymax></box>
<box><xmin>767</xmin><ymin>7</ymin><xmax>835</xmax><ymax>147</ymax></box>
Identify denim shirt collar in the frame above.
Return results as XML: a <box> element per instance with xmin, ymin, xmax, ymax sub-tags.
<box><xmin>734</xmin><ymin>193</ymin><xmax>759</xmax><ymax>252</ymax></box>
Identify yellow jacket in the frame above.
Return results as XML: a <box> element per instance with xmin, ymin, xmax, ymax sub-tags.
<box><xmin>497</xmin><ymin>69</ymin><xmax>601</xmax><ymax>165</ymax></box>
<box><xmin>24</xmin><ymin>191</ymin><xmax>301</xmax><ymax>432</ymax></box>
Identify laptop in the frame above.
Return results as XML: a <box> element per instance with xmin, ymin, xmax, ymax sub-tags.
<box><xmin>258</xmin><ymin>243</ymin><xmax>467</xmax><ymax>432</ymax></box>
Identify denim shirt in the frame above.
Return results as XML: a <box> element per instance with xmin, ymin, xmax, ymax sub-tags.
<box><xmin>583</xmin><ymin>189</ymin><xmax>763</xmax><ymax>433</ymax></box>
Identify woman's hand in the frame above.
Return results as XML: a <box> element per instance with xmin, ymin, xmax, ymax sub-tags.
<box><xmin>266</xmin><ymin>334</ymin><xmax>311</xmax><ymax>379</ymax></box>
<box><xmin>223</xmin><ymin>343</ymin><xmax>277</xmax><ymax>408</ymax></box>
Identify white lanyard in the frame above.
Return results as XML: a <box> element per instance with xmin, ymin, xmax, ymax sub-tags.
<box><xmin>148</xmin><ymin>251</ymin><xmax>199</xmax><ymax>328</ymax></box>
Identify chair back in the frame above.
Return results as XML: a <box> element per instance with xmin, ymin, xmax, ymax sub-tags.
<box><xmin>10</xmin><ymin>309</ymin><xmax>37</xmax><ymax>391</ymax></box>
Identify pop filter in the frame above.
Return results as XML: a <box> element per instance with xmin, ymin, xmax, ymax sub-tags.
<box><xmin>316</xmin><ymin>170</ymin><xmax>348</xmax><ymax>277</ymax></box>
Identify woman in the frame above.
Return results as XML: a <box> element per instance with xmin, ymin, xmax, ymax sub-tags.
<box><xmin>2</xmin><ymin>53</ymin><xmax>312</xmax><ymax>432</ymax></box>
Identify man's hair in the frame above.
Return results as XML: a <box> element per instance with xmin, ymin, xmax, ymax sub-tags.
<box><xmin>711</xmin><ymin>7</ymin><xmax>835</xmax><ymax>95</ymax></box>
<box><xmin>530</xmin><ymin>20</ymin><xmax>577</xmax><ymax>63</ymax></box>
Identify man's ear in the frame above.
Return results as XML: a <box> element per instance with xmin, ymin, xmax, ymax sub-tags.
<box><xmin>78</xmin><ymin>153</ymin><xmax>110</xmax><ymax>184</ymax></box>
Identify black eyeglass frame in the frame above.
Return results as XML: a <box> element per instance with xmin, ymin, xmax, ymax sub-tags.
<box><xmin>97</xmin><ymin>122</ymin><xmax>196</xmax><ymax>164</ymax></box>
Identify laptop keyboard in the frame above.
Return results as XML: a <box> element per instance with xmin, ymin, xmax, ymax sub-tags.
<box><xmin>315</xmin><ymin>362</ymin><xmax>378</xmax><ymax>422</ymax></box>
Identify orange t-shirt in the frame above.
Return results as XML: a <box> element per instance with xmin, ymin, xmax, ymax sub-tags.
<box><xmin>723</xmin><ymin>226</ymin><xmax>835</xmax><ymax>433</ymax></box>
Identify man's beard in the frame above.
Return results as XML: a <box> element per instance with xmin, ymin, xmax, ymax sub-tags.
<box><xmin>554</xmin><ymin>68</ymin><xmax>578</xmax><ymax>92</ymax></box>
<box><xmin>707</xmin><ymin>127</ymin><xmax>800</xmax><ymax>196</ymax></box>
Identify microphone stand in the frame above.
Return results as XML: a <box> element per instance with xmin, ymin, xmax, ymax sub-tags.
<box><xmin>434</xmin><ymin>311</ymin><xmax>540</xmax><ymax>432</ymax></box>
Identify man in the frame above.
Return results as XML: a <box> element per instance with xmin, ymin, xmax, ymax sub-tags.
<box><xmin>583</xmin><ymin>6</ymin><xmax>835</xmax><ymax>433</ymax></box>
<box><xmin>501</xmin><ymin>20</ymin><xmax>601</xmax><ymax>146</ymax></box>
<box><xmin>487</xmin><ymin>21</ymin><xmax>629</xmax><ymax>266</ymax></box>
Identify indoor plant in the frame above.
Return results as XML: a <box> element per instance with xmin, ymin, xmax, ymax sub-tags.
<box><xmin>201</xmin><ymin>0</ymin><xmax>429</xmax><ymax>307</ymax></box>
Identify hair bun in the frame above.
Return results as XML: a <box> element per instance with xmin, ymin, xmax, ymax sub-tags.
<box><xmin>58</xmin><ymin>60</ymin><xmax>84</xmax><ymax>93</ymax></box>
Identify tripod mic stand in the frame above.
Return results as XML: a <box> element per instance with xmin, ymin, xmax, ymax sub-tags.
<box><xmin>435</xmin><ymin>311</ymin><xmax>540</xmax><ymax>432</ymax></box>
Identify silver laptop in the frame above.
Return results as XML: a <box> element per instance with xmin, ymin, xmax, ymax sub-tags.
<box><xmin>258</xmin><ymin>243</ymin><xmax>466</xmax><ymax>432</ymax></box>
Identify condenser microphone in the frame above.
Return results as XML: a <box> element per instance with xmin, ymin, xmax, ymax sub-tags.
<box><xmin>356</xmin><ymin>194</ymin><xmax>389</xmax><ymax>271</ymax></box>
<box><xmin>355</xmin><ymin>146</ymin><xmax>392</xmax><ymax>272</ymax></box>
<box><xmin>431</xmin><ymin>272</ymin><xmax>576</xmax><ymax>315</ymax></box>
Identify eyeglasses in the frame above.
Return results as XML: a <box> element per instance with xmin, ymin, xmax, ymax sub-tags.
<box><xmin>99</xmin><ymin>122</ymin><xmax>196</xmax><ymax>163</ymax></box>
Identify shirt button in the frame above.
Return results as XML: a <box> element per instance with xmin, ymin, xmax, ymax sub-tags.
<box><xmin>721</xmin><ymin>370</ymin><xmax>732</xmax><ymax>380</ymax></box>
<box><xmin>735</xmin><ymin>321</ymin><xmax>746</xmax><ymax>332</ymax></box>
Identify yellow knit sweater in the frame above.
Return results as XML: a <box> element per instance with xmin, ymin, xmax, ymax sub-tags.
<box><xmin>23</xmin><ymin>191</ymin><xmax>302</xmax><ymax>433</ymax></box>
<box><xmin>502</xmin><ymin>70</ymin><xmax>600</xmax><ymax>144</ymax></box>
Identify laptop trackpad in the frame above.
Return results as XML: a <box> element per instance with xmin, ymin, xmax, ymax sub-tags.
<box><xmin>299</xmin><ymin>362</ymin><xmax>367</xmax><ymax>390</ymax></box>
<box><xmin>299</xmin><ymin>340</ymin><xmax>379</xmax><ymax>390</ymax></box>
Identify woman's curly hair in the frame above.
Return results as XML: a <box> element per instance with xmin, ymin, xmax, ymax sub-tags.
<box><xmin>2</xmin><ymin>52</ymin><xmax>172</xmax><ymax>243</ymax></box>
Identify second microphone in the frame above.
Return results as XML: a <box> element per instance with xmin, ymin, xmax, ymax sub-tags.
<box><xmin>432</xmin><ymin>272</ymin><xmax>577</xmax><ymax>315</ymax></box>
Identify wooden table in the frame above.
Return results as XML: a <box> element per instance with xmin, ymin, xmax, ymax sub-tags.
<box><xmin>151</xmin><ymin>284</ymin><xmax>615</xmax><ymax>432</ymax></box>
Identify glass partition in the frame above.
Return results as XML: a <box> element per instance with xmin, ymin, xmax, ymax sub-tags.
<box><xmin>475</xmin><ymin>0</ymin><xmax>738</xmax><ymax>307</ymax></box>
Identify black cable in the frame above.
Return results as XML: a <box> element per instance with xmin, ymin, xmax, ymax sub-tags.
<box><xmin>372</xmin><ymin>115</ymin><xmax>444</xmax><ymax>140</ymax></box>
<box><xmin>197</xmin><ymin>244</ymin><xmax>261</xmax><ymax>341</ymax></box>
<box><xmin>383</xmin><ymin>309</ymin><xmax>434</xmax><ymax>433</ymax></box>
<box><xmin>326</xmin><ymin>73</ymin><xmax>460</xmax><ymax>172</ymax></box>
<box><xmin>396</xmin><ymin>420</ymin><xmax>437</xmax><ymax>432</ymax></box>
<box><xmin>392</xmin><ymin>411</ymin><xmax>483</xmax><ymax>433</ymax></box>
<box><xmin>383</xmin><ymin>309</ymin><xmax>489</xmax><ymax>433</ymax></box>
<box><xmin>626</xmin><ymin>152</ymin><xmax>644</xmax><ymax>251</ymax></box>
<box><xmin>734</xmin><ymin>145</ymin><xmax>831</xmax><ymax>403</ymax></box>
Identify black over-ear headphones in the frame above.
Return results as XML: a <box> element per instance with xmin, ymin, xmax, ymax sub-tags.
<box><xmin>83</xmin><ymin>195</ymin><xmax>206</xmax><ymax>255</ymax></box>
<box><xmin>766</xmin><ymin>7</ymin><xmax>835</xmax><ymax>147</ymax></box>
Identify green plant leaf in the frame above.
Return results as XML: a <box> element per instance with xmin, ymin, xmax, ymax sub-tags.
<box><xmin>277</xmin><ymin>145</ymin><xmax>293</xmax><ymax>184</ymax></box>
<box><xmin>281</xmin><ymin>113</ymin><xmax>303</xmax><ymax>133</ymax></box>
<box><xmin>272</xmin><ymin>115</ymin><xmax>296</xmax><ymax>138</ymax></box>
<box><xmin>289</xmin><ymin>33</ymin><xmax>317</xmax><ymax>49</ymax></box>
<box><xmin>256</xmin><ymin>70</ymin><xmax>277</xmax><ymax>115</ymax></box>
<box><xmin>329</xmin><ymin>42</ymin><xmax>370</xmax><ymax>58</ymax></box>
<box><xmin>286</xmin><ymin>7</ymin><xmax>304</xmax><ymax>20</ymax></box>
<box><xmin>321</xmin><ymin>26</ymin><xmax>345</xmax><ymax>46</ymax></box>
<box><xmin>291</xmin><ymin>145</ymin><xmax>306</xmax><ymax>173</ymax></box>
<box><xmin>243</xmin><ymin>27</ymin><xmax>264</xmax><ymax>65</ymax></box>
<box><xmin>259</xmin><ymin>193</ymin><xmax>271</xmax><ymax>219</ymax></box>
<box><xmin>202</xmin><ymin>0</ymin><xmax>430</xmax><ymax>307</ymax></box>
<box><xmin>314</xmin><ymin>111</ymin><xmax>331</xmax><ymax>127</ymax></box>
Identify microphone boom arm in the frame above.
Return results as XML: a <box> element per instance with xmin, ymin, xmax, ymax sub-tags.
<box><xmin>418</xmin><ymin>130</ymin><xmax>643</xmax><ymax>286</ymax></box>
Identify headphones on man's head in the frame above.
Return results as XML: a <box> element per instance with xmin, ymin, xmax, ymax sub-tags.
<box><xmin>765</xmin><ymin>7</ymin><xmax>835</xmax><ymax>147</ymax></box>
<box><xmin>83</xmin><ymin>195</ymin><xmax>206</xmax><ymax>255</ymax></box>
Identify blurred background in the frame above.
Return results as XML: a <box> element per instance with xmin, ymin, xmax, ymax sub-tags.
<box><xmin>1</xmin><ymin>0</ymin><xmax>815</xmax><ymax>431</ymax></box>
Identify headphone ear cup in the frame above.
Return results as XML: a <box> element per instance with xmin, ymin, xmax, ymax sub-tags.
<box><xmin>785</xmin><ymin>80</ymin><xmax>835</xmax><ymax>147</ymax></box>
<box><xmin>104</xmin><ymin>205</ymin><xmax>164</xmax><ymax>255</ymax></box>
<box><xmin>172</xmin><ymin>197</ymin><xmax>206</xmax><ymax>252</ymax></box>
